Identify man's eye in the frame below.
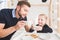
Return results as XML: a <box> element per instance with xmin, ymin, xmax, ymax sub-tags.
<box><xmin>24</xmin><ymin>9</ymin><xmax>28</xmax><ymax>12</ymax></box>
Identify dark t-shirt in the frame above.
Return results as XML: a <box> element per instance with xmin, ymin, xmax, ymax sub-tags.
<box><xmin>0</xmin><ymin>9</ymin><xmax>27</xmax><ymax>40</ymax></box>
<box><xmin>29</xmin><ymin>24</ymin><xmax>53</xmax><ymax>33</ymax></box>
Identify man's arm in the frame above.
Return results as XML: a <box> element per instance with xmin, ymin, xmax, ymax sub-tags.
<box><xmin>25</xmin><ymin>25</ymin><xmax>34</xmax><ymax>32</ymax></box>
<box><xmin>0</xmin><ymin>21</ymin><xmax>26</xmax><ymax>38</ymax></box>
<box><xmin>25</xmin><ymin>25</ymin><xmax>30</xmax><ymax>32</ymax></box>
<box><xmin>0</xmin><ymin>23</ymin><xmax>17</xmax><ymax>38</ymax></box>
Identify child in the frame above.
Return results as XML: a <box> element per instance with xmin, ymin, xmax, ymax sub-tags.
<box><xmin>29</xmin><ymin>14</ymin><xmax>53</xmax><ymax>33</ymax></box>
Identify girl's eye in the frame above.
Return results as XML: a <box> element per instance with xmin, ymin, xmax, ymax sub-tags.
<box><xmin>41</xmin><ymin>19</ymin><xmax>43</xmax><ymax>21</ymax></box>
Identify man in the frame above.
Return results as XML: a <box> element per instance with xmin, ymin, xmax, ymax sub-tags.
<box><xmin>0</xmin><ymin>1</ymin><xmax>31</xmax><ymax>40</ymax></box>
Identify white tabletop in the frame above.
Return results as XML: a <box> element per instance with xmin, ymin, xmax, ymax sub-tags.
<box><xmin>10</xmin><ymin>27</ymin><xmax>60</xmax><ymax>40</ymax></box>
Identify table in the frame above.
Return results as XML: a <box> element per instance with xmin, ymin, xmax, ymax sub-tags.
<box><xmin>10</xmin><ymin>30</ymin><xmax>60</xmax><ymax>40</ymax></box>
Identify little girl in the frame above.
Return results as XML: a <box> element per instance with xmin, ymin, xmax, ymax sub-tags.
<box><xmin>29</xmin><ymin>14</ymin><xmax>53</xmax><ymax>33</ymax></box>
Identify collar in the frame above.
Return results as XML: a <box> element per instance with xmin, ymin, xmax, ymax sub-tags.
<box><xmin>12</xmin><ymin>9</ymin><xmax>16</xmax><ymax>18</ymax></box>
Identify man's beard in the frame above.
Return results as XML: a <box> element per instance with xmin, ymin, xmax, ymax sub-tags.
<box><xmin>18</xmin><ymin>12</ymin><xmax>21</xmax><ymax>17</ymax></box>
<box><xmin>18</xmin><ymin>12</ymin><xmax>27</xmax><ymax>21</ymax></box>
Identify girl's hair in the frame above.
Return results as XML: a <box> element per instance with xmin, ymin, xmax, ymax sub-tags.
<box><xmin>39</xmin><ymin>14</ymin><xmax>47</xmax><ymax>19</ymax></box>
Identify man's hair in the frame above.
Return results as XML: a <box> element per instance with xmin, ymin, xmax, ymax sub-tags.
<box><xmin>17</xmin><ymin>1</ymin><xmax>31</xmax><ymax>7</ymax></box>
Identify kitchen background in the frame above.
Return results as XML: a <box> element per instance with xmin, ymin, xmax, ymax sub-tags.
<box><xmin>0</xmin><ymin>0</ymin><xmax>60</xmax><ymax>34</ymax></box>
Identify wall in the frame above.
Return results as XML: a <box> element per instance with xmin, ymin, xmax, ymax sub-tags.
<box><xmin>57</xmin><ymin>0</ymin><xmax>60</xmax><ymax>34</ymax></box>
<box><xmin>0</xmin><ymin>0</ymin><xmax>60</xmax><ymax>34</ymax></box>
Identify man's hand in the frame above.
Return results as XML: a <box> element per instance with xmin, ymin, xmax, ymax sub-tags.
<box><xmin>14</xmin><ymin>21</ymin><xmax>26</xmax><ymax>30</ymax></box>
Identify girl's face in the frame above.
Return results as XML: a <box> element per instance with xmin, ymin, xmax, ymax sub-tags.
<box><xmin>38</xmin><ymin>16</ymin><xmax>46</xmax><ymax>26</ymax></box>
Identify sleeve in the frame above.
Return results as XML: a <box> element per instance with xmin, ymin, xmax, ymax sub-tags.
<box><xmin>29</xmin><ymin>28</ymin><xmax>34</xmax><ymax>32</ymax></box>
<box><xmin>46</xmin><ymin>25</ymin><xmax>53</xmax><ymax>33</ymax></box>
<box><xmin>48</xmin><ymin>27</ymin><xmax>53</xmax><ymax>33</ymax></box>
<box><xmin>44</xmin><ymin>24</ymin><xmax>53</xmax><ymax>33</ymax></box>
<box><xmin>0</xmin><ymin>10</ymin><xmax>5</xmax><ymax>23</ymax></box>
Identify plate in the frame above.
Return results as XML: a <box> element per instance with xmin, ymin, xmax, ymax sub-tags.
<box><xmin>11</xmin><ymin>32</ymin><xmax>41</xmax><ymax>40</ymax></box>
